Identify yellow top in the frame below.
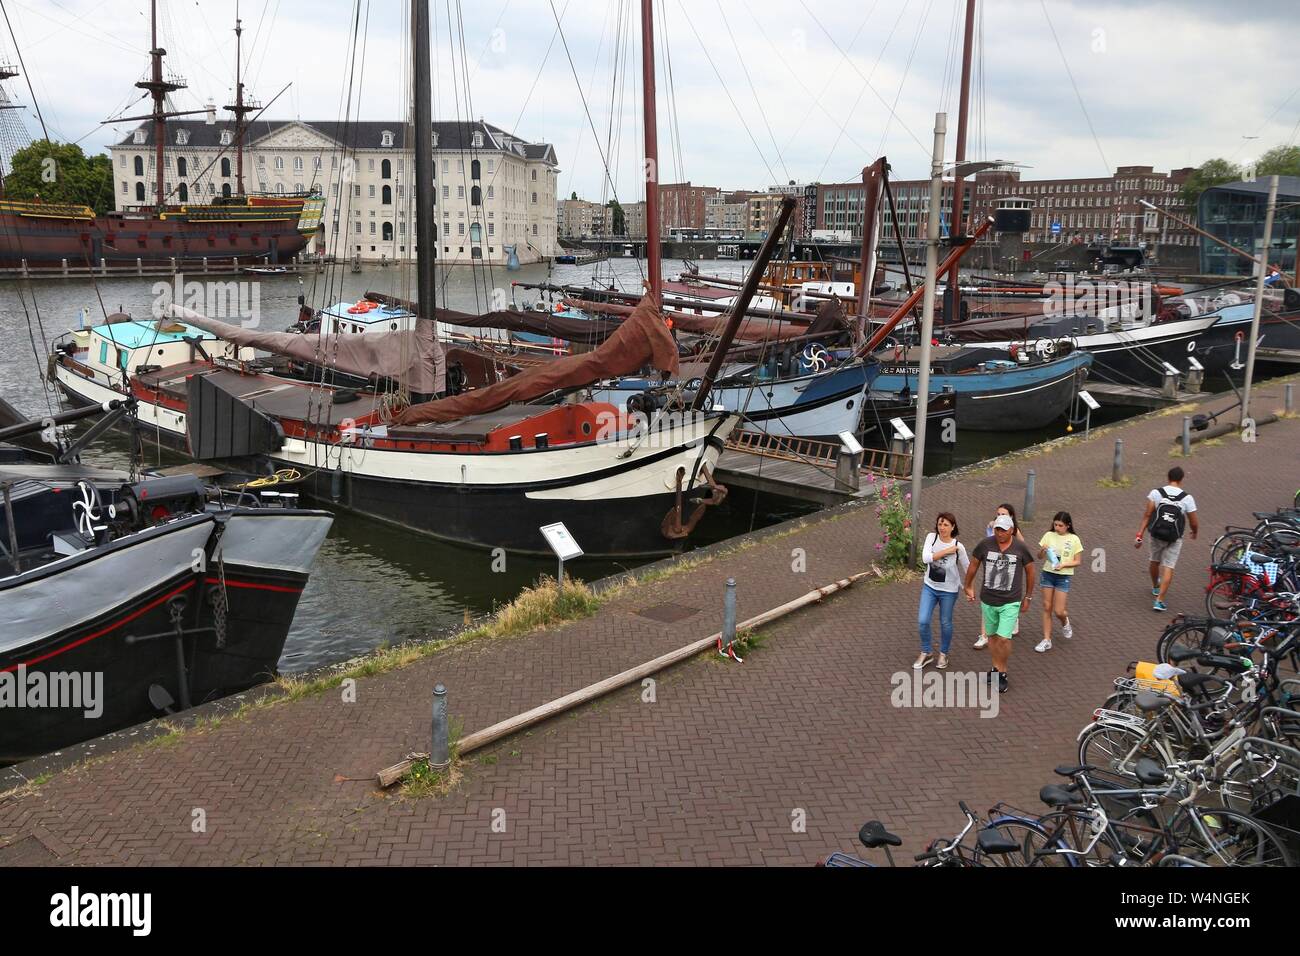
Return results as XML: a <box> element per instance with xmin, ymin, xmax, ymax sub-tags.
<box><xmin>1039</xmin><ymin>531</ymin><xmax>1083</xmax><ymax>575</ymax></box>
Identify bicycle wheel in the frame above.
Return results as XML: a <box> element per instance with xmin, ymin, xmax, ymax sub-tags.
<box><xmin>1211</xmin><ymin>532</ymin><xmax>1258</xmax><ymax>566</ymax></box>
<box><xmin>1078</xmin><ymin>723</ymin><xmax>1166</xmax><ymax>777</ymax></box>
<box><xmin>1009</xmin><ymin>813</ymin><xmax>1082</xmax><ymax>867</ymax></box>
<box><xmin>1220</xmin><ymin>753</ymin><xmax>1300</xmax><ymax>815</ymax></box>
<box><xmin>1206</xmin><ymin>577</ymin><xmax>1248</xmax><ymax>617</ymax></box>
<box><xmin>1174</xmin><ymin>807</ymin><xmax>1293</xmax><ymax>867</ymax></box>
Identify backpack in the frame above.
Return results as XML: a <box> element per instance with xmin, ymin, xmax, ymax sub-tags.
<box><xmin>1149</xmin><ymin>488</ymin><xmax>1188</xmax><ymax>543</ymax></box>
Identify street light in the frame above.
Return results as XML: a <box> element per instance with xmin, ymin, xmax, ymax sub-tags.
<box><xmin>907</xmin><ymin>114</ymin><xmax>1018</xmax><ymax>563</ymax></box>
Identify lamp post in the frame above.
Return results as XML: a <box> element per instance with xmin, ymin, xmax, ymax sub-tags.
<box><xmin>1242</xmin><ymin>175</ymin><xmax>1279</xmax><ymax>428</ymax></box>
<box><xmin>908</xmin><ymin>114</ymin><xmax>1013</xmax><ymax>562</ymax></box>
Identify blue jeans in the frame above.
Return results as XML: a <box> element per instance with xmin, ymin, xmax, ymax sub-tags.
<box><xmin>918</xmin><ymin>583</ymin><xmax>959</xmax><ymax>654</ymax></box>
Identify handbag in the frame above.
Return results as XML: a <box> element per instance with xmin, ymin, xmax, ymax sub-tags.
<box><xmin>926</xmin><ymin>535</ymin><xmax>947</xmax><ymax>585</ymax></box>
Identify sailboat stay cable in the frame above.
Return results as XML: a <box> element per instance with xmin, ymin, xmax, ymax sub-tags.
<box><xmin>545</xmin><ymin>0</ymin><xmax>631</xmax><ymax>235</ymax></box>
<box><xmin>0</xmin><ymin>0</ymin><xmax>49</xmax><ymax>141</ymax></box>
<box><xmin>874</xmin><ymin>0</ymin><xmax>938</xmax><ymax>161</ymax></box>
<box><xmin>713</xmin><ymin>0</ymin><xmax>789</xmax><ymax>184</ymax></box>
<box><xmin>1039</xmin><ymin>0</ymin><xmax>1110</xmax><ymax>175</ymax></box>
<box><xmin>671</xmin><ymin>0</ymin><xmax>779</xmax><ymax>186</ymax></box>
<box><xmin>797</xmin><ymin>0</ymin><xmax>931</xmax><ymax>161</ymax></box>
<box><xmin>814</xmin><ymin>0</ymin><xmax>913</xmax><ymax>184</ymax></box>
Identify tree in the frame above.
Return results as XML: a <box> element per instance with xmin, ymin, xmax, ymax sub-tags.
<box><xmin>1256</xmin><ymin>145</ymin><xmax>1300</xmax><ymax>178</ymax></box>
<box><xmin>4</xmin><ymin>140</ymin><xmax>115</xmax><ymax>214</ymax></box>
<box><xmin>1179</xmin><ymin>157</ymin><xmax>1241</xmax><ymax>210</ymax></box>
<box><xmin>606</xmin><ymin>198</ymin><xmax>625</xmax><ymax>236</ymax></box>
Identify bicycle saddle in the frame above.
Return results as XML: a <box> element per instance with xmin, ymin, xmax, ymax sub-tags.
<box><xmin>1135</xmin><ymin>690</ymin><xmax>1176</xmax><ymax>712</ymax></box>
<box><xmin>1054</xmin><ymin>763</ymin><xmax>1094</xmax><ymax>777</ymax></box>
<box><xmin>1211</xmin><ymin>562</ymin><xmax>1253</xmax><ymax>576</ymax></box>
<box><xmin>1177</xmin><ymin>672</ymin><xmax>1225</xmax><ymax>692</ymax></box>
<box><xmin>976</xmin><ymin>829</ymin><xmax>1021</xmax><ymax>856</ymax></box>
<box><xmin>858</xmin><ymin>820</ymin><xmax>902</xmax><ymax>849</ymax></box>
<box><xmin>1039</xmin><ymin>784</ymin><xmax>1085</xmax><ymax>808</ymax></box>
<box><xmin>1135</xmin><ymin>757</ymin><xmax>1168</xmax><ymax>786</ymax></box>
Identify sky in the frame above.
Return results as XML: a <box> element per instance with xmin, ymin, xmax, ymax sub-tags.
<box><xmin>2</xmin><ymin>0</ymin><xmax>1298</xmax><ymax>201</ymax></box>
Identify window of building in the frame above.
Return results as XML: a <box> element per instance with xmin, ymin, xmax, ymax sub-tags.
<box><xmin>532</xmin><ymin>223</ymin><xmax>538</xmax><ymax>236</ymax></box>
<box><xmin>368</xmin><ymin>185</ymin><xmax>376</xmax><ymax>198</ymax></box>
<box><xmin>135</xmin><ymin>182</ymin><xmax>145</xmax><ymax>201</ymax></box>
<box><xmin>472</xmin><ymin>131</ymin><xmax>483</xmax><ymax>148</ymax></box>
<box><xmin>120</xmin><ymin>180</ymin><xmax>127</xmax><ymax>194</ymax></box>
<box><xmin>531</xmin><ymin>168</ymin><xmax>537</xmax><ymax>181</ymax></box>
<box><xmin>133</xmin><ymin>129</ymin><xmax>146</xmax><ymax>145</ymax></box>
<box><xmin>442</xmin><ymin>185</ymin><xmax>449</xmax><ymax>200</ymax></box>
<box><xmin>354</xmin><ymin>184</ymin><xmax>362</xmax><ymax>197</ymax></box>
<box><xmin>441</xmin><ymin>158</ymin><xmax>449</xmax><ymax>174</ymax></box>
<box><xmin>488</xmin><ymin>222</ymin><xmax>494</xmax><ymax>236</ymax></box>
<box><xmin>487</xmin><ymin>185</ymin><xmax>494</xmax><ymax>200</ymax></box>
<box><xmin>355</xmin><ymin>222</ymin><xmax>361</xmax><ymax>234</ymax></box>
<box><xmin>133</xmin><ymin>156</ymin><xmax>144</xmax><ymax>176</ymax></box>
<box><xmin>178</xmin><ymin>183</ymin><xmax>188</xmax><ymax>201</ymax></box>
<box><xmin>531</xmin><ymin>191</ymin><xmax>537</xmax><ymax>204</ymax></box>
<box><xmin>458</xmin><ymin>222</ymin><xmax>465</xmax><ymax>235</ymax></box>
<box><xmin>471</xmin><ymin>185</ymin><xmax>481</xmax><ymax>206</ymax></box>
<box><xmin>175</xmin><ymin>156</ymin><xmax>186</xmax><ymax>178</ymax></box>
<box><xmin>273</xmin><ymin>156</ymin><xmax>283</xmax><ymax>171</ymax></box>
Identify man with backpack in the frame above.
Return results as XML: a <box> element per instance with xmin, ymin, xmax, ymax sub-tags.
<box><xmin>1135</xmin><ymin>466</ymin><xmax>1199</xmax><ymax>611</ymax></box>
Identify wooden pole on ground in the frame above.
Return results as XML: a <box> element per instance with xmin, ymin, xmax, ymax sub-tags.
<box><xmin>376</xmin><ymin>571</ymin><xmax>872</xmax><ymax>787</ymax></box>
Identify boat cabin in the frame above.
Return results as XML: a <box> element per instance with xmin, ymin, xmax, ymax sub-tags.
<box><xmin>319</xmin><ymin>301</ymin><xmax>418</xmax><ymax>335</ymax></box>
<box><xmin>56</xmin><ymin>319</ymin><xmax>251</xmax><ymax>390</ymax></box>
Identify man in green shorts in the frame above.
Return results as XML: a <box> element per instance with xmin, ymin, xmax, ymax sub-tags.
<box><xmin>964</xmin><ymin>514</ymin><xmax>1037</xmax><ymax>694</ymax></box>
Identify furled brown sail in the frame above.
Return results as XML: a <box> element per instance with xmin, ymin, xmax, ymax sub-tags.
<box><xmin>394</xmin><ymin>294</ymin><xmax>678</xmax><ymax>425</ymax></box>
<box><xmin>169</xmin><ymin>305</ymin><xmax>446</xmax><ymax>396</ymax></box>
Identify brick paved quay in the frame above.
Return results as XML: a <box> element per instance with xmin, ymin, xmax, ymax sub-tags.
<box><xmin>1</xmin><ymin>377</ymin><xmax>1297</xmax><ymax>866</ymax></box>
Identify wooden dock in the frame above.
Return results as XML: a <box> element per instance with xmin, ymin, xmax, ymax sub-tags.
<box><xmin>1083</xmin><ymin>381</ymin><xmax>1202</xmax><ymax>409</ymax></box>
<box><xmin>1257</xmin><ymin>347</ymin><xmax>1300</xmax><ymax>367</ymax></box>
<box><xmin>714</xmin><ymin>430</ymin><xmax>908</xmax><ymax>506</ymax></box>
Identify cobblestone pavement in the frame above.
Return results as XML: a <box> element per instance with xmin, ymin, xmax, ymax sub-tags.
<box><xmin>1</xmin><ymin>378</ymin><xmax>1296</xmax><ymax>865</ymax></box>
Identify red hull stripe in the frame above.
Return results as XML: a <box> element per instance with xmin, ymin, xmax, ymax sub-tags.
<box><xmin>5</xmin><ymin>579</ymin><xmax>196</xmax><ymax>672</ymax></box>
<box><xmin>204</xmin><ymin>576</ymin><xmax>304</xmax><ymax>594</ymax></box>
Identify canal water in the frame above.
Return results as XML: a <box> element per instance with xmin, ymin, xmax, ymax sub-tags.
<box><xmin>0</xmin><ymin>258</ymin><xmax>1129</xmax><ymax>671</ymax></box>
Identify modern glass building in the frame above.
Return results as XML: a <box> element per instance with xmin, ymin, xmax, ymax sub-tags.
<box><xmin>1198</xmin><ymin>176</ymin><xmax>1300</xmax><ymax>276</ymax></box>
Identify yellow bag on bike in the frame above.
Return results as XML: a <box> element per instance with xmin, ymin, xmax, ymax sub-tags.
<box><xmin>1133</xmin><ymin>660</ymin><xmax>1182</xmax><ymax>697</ymax></box>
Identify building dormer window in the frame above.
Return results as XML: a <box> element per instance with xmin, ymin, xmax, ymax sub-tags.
<box><xmin>133</xmin><ymin>129</ymin><xmax>146</xmax><ymax>145</ymax></box>
<box><xmin>472</xmin><ymin>131</ymin><xmax>483</xmax><ymax>148</ymax></box>
<box><xmin>381</xmin><ymin>129</ymin><xmax>394</xmax><ymax>147</ymax></box>
<box><xmin>176</xmin><ymin>129</ymin><xmax>189</xmax><ymax>146</ymax></box>
<box><xmin>431</xmin><ymin>131</ymin><xmax>439</xmax><ymax>148</ymax></box>
<box><xmin>219</xmin><ymin>129</ymin><xmax>233</xmax><ymax>146</ymax></box>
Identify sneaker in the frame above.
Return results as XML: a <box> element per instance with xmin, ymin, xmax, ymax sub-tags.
<box><xmin>913</xmin><ymin>653</ymin><xmax>934</xmax><ymax>669</ymax></box>
<box><xmin>1153</xmin><ymin>600</ymin><xmax>1167</xmax><ymax>612</ymax></box>
<box><xmin>1034</xmin><ymin>638</ymin><xmax>1052</xmax><ymax>653</ymax></box>
<box><xmin>1152</xmin><ymin>586</ymin><xmax>1161</xmax><ymax>597</ymax></box>
<box><xmin>1062</xmin><ymin>620</ymin><xmax>1073</xmax><ymax>640</ymax></box>
<box><xmin>998</xmin><ymin>671</ymin><xmax>1008</xmax><ymax>694</ymax></box>
<box><xmin>974</xmin><ymin>634</ymin><xmax>989</xmax><ymax>649</ymax></box>
<box><xmin>936</xmin><ymin>653</ymin><xmax>949</xmax><ymax>670</ymax></box>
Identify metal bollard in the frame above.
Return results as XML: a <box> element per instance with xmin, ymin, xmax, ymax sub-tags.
<box><xmin>1287</xmin><ymin>383</ymin><xmax>1294</xmax><ymax>414</ymax></box>
<box><xmin>431</xmin><ymin>683</ymin><xmax>449</xmax><ymax>769</ymax></box>
<box><xmin>1112</xmin><ymin>439</ymin><xmax>1124</xmax><ymax>483</ymax></box>
<box><xmin>722</xmin><ymin>578</ymin><xmax>737</xmax><ymax>652</ymax></box>
<box><xmin>1182</xmin><ymin>416</ymin><xmax>1191</xmax><ymax>457</ymax></box>
<box><xmin>1024</xmin><ymin>470</ymin><xmax>1036</xmax><ymax>522</ymax></box>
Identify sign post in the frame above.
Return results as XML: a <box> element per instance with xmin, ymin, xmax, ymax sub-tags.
<box><xmin>1077</xmin><ymin>388</ymin><xmax>1100</xmax><ymax>439</ymax></box>
<box><xmin>540</xmin><ymin>522</ymin><xmax>584</xmax><ymax>584</ymax></box>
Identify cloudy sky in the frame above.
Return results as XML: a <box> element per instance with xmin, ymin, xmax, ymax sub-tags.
<box><xmin>3</xmin><ymin>0</ymin><xmax>1297</xmax><ymax>199</ymax></box>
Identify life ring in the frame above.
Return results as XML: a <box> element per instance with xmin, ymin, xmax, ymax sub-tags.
<box><xmin>1235</xmin><ymin>330</ymin><xmax>1245</xmax><ymax>343</ymax></box>
<box><xmin>347</xmin><ymin>305</ymin><xmax>363</xmax><ymax>314</ymax></box>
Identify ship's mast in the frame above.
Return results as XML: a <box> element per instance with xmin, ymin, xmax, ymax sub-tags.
<box><xmin>640</xmin><ymin>0</ymin><xmax>661</xmax><ymax>305</ymax></box>
<box><xmin>225</xmin><ymin>3</ymin><xmax>255</xmax><ymax>197</ymax></box>
<box><xmin>412</xmin><ymin>0</ymin><xmax>436</xmax><ymax>322</ymax></box>
<box><xmin>946</xmin><ymin>0</ymin><xmax>977</xmax><ymax>319</ymax></box>
<box><xmin>135</xmin><ymin>0</ymin><xmax>185</xmax><ymax>209</ymax></box>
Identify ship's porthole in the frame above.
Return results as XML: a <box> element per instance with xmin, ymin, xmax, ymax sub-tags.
<box><xmin>581</xmin><ymin>421</ymin><xmax>592</xmax><ymax>435</ymax></box>
<box><xmin>846</xmin><ymin>400</ymin><xmax>854</xmax><ymax>409</ymax></box>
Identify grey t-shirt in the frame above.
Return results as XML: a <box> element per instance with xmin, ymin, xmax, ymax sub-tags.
<box><xmin>971</xmin><ymin>537</ymin><xmax>1036</xmax><ymax>606</ymax></box>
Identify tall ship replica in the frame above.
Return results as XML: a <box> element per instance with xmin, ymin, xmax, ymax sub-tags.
<box><xmin>0</xmin><ymin>1</ymin><xmax>322</xmax><ymax>269</ymax></box>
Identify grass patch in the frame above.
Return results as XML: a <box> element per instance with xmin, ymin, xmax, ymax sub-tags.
<box><xmin>1097</xmin><ymin>475</ymin><xmax>1134</xmax><ymax>489</ymax></box>
<box><xmin>1200</xmin><ymin>437</ymin><xmax>1224</xmax><ymax>447</ymax></box>
<box><xmin>400</xmin><ymin>757</ymin><xmax>462</xmax><ymax>799</ymax></box>
<box><xmin>143</xmin><ymin>720</ymin><xmax>185</xmax><ymax>749</ymax></box>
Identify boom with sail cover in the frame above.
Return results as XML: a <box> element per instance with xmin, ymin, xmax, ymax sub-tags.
<box><xmin>170</xmin><ymin>306</ymin><xmax>447</xmax><ymax>396</ymax></box>
<box><xmin>394</xmin><ymin>295</ymin><xmax>679</xmax><ymax>425</ymax></box>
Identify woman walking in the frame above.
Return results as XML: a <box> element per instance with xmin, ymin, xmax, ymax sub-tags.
<box><xmin>916</xmin><ymin>512</ymin><xmax>970</xmax><ymax>670</ymax></box>
<box><xmin>974</xmin><ymin>503</ymin><xmax>1024</xmax><ymax>649</ymax></box>
<box><xmin>1035</xmin><ymin>511</ymin><xmax>1083</xmax><ymax>652</ymax></box>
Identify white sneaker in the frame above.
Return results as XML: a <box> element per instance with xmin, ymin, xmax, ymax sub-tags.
<box><xmin>1062</xmin><ymin>620</ymin><xmax>1073</xmax><ymax>640</ymax></box>
<box><xmin>1034</xmin><ymin>638</ymin><xmax>1052</xmax><ymax>653</ymax></box>
<box><xmin>973</xmin><ymin>634</ymin><xmax>988</xmax><ymax>649</ymax></box>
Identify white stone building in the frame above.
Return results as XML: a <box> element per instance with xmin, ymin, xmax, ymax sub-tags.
<box><xmin>110</xmin><ymin>119</ymin><xmax>559</xmax><ymax>264</ymax></box>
